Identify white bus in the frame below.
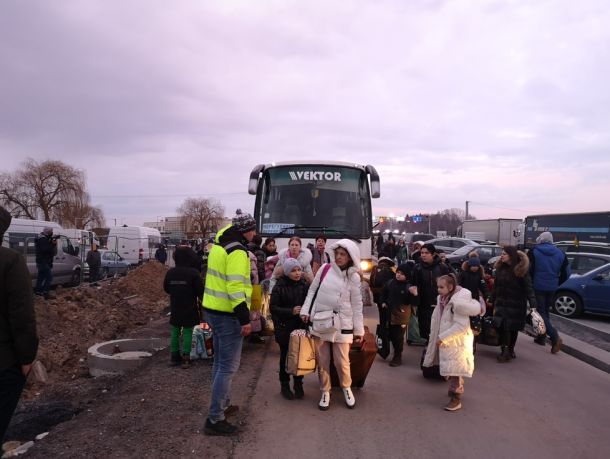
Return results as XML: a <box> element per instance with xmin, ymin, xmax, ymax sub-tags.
<box><xmin>248</xmin><ymin>161</ymin><xmax>380</xmax><ymax>273</ymax></box>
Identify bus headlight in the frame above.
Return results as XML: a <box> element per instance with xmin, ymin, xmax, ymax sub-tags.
<box><xmin>360</xmin><ymin>259</ymin><xmax>373</xmax><ymax>272</ymax></box>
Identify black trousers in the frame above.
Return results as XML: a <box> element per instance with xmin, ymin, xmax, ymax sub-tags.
<box><xmin>500</xmin><ymin>330</ymin><xmax>519</xmax><ymax>348</ymax></box>
<box><xmin>0</xmin><ymin>365</ymin><xmax>26</xmax><ymax>443</ymax></box>
<box><xmin>417</xmin><ymin>304</ymin><xmax>433</xmax><ymax>341</ymax></box>
<box><xmin>389</xmin><ymin>324</ymin><xmax>406</xmax><ymax>355</ymax></box>
<box><xmin>377</xmin><ymin>304</ymin><xmax>390</xmax><ymax>328</ymax></box>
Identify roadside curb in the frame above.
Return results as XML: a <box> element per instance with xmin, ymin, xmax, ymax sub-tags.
<box><xmin>523</xmin><ymin>327</ymin><xmax>610</xmax><ymax>374</ymax></box>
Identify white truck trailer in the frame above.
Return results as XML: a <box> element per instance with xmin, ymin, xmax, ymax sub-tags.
<box><xmin>459</xmin><ymin>219</ymin><xmax>523</xmax><ymax>246</ymax></box>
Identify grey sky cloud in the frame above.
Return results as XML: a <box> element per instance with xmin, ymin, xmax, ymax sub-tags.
<box><xmin>1</xmin><ymin>0</ymin><xmax>609</xmax><ymax>225</ymax></box>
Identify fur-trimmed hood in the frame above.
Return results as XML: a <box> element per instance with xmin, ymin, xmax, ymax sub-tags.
<box><xmin>328</xmin><ymin>239</ymin><xmax>361</xmax><ymax>276</ymax></box>
<box><xmin>494</xmin><ymin>250</ymin><xmax>529</xmax><ymax>278</ymax></box>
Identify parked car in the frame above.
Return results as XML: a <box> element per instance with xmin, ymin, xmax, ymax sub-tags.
<box><xmin>446</xmin><ymin>244</ymin><xmax>503</xmax><ymax>270</ymax></box>
<box><xmin>555</xmin><ymin>241</ymin><xmax>610</xmax><ymax>256</ymax></box>
<box><xmin>403</xmin><ymin>233</ymin><xmax>435</xmax><ymax>252</ymax></box>
<box><xmin>425</xmin><ymin>237</ymin><xmax>479</xmax><ymax>254</ymax></box>
<box><xmin>565</xmin><ymin>252</ymin><xmax>610</xmax><ymax>275</ymax></box>
<box><xmin>84</xmin><ymin>249</ymin><xmax>130</xmax><ymax>280</ymax></box>
<box><xmin>553</xmin><ymin>262</ymin><xmax>610</xmax><ymax>317</ymax></box>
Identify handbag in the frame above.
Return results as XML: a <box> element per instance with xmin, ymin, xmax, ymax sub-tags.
<box><xmin>528</xmin><ymin>308</ymin><xmax>546</xmax><ymax>336</ymax></box>
<box><xmin>286</xmin><ymin>329</ymin><xmax>316</xmax><ymax>376</ymax></box>
<box><xmin>312</xmin><ymin>310</ymin><xmax>340</xmax><ymax>334</ymax></box>
<box><xmin>469</xmin><ymin>315</ymin><xmax>482</xmax><ymax>336</ymax></box>
<box><xmin>249</xmin><ymin>310</ymin><xmax>262</xmax><ymax>333</ymax></box>
<box><xmin>479</xmin><ymin>315</ymin><xmax>501</xmax><ymax>346</ymax></box>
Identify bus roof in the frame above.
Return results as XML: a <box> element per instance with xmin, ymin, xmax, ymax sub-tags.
<box><xmin>262</xmin><ymin>160</ymin><xmax>367</xmax><ymax>170</ymax></box>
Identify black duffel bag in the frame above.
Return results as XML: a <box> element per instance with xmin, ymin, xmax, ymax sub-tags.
<box><xmin>478</xmin><ymin>315</ymin><xmax>501</xmax><ymax>346</ymax></box>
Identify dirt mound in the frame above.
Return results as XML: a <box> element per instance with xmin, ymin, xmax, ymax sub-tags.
<box><xmin>28</xmin><ymin>262</ymin><xmax>169</xmax><ymax>393</ymax></box>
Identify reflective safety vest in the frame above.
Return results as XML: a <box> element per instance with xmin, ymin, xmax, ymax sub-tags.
<box><xmin>202</xmin><ymin>225</ymin><xmax>252</xmax><ymax>313</ymax></box>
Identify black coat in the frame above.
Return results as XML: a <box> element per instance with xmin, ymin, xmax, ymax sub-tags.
<box><xmin>35</xmin><ymin>234</ymin><xmax>56</xmax><ymax>265</ymax></box>
<box><xmin>382</xmin><ymin>278</ymin><xmax>419</xmax><ymax>310</ymax></box>
<box><xmin>491</xmin><ymin>253</ymin><xmax>537</xmax><ymax>331</ymax></box>
<box><xmin>270</xmin><ymin>276</ymin><xmax>308</xmax><ymax>345</ymax></box>
<box><xmin>369</xmin><ymin>266</ymin><xmax>395</xmax><ymax>305</ymax></box>
<box><xmin>458</xmin><ymin>266</ymin><xmax>490</xmax><ymax>301</ymax></box>
<box><xmin>164</xmin><ymin>267</ymin><xmax>205</xmax><ymax>327</ymax></box>
<box><xmin>86</xmin><ymin>250</ymin><xmax>101</xmax><ymax>269</ymax></box>
<box><xmin>412</xmin><ymin>257</ymin><xmax>451</xmax><ymax>308</ymax></box>
<box><xmin>0</xmin><ymin>247</ymin><xmax>38</xmax><ymax>370</ymax></box>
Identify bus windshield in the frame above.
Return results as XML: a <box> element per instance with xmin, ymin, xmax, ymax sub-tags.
<box><xmin>255</xmin><ymin>165</ymin><xmax>372</xmax><ymax>238</ymax></box>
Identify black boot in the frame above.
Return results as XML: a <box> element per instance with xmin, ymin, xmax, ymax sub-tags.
<box><xmin>389</xmin><ymin>353</ymin><xmax>402</xmax><ymax>367</ymax></box>
<box><xmin>497</xmin><ymin>346</ymin><xmax>511</xmax><ymax>363</ymax></box>
<box><xmin>170</xmin><ymin>351</ymin><xmax>181</xmax><ymax>366</ymax></box>
<box><xmin>508</xmin><ymin>346</ymin><xmax>516</xmax><ymax>359</ymax></box>
<box><xmin>293</xmin><ymin>379</ymin><xmax>304</xmax><ymax>399</ymax></box>
<box><xmin>281</xmin><ymin>382</ymin><xmax>294</xmax><ymax>400</ymax></box>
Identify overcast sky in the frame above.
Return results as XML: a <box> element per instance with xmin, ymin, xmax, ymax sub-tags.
<box><xmin>1</xmin><ymin>0</ymin><xmax>609</xmax><ymax>226</ymax></box>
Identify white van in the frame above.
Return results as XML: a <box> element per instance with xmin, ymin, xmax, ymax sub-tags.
<box><xmin>5</xmin><ymin>218</ymin><xmax>83</xmax><ymax>287</ymax></box>
<box><xmin>107</xmin><ymin>226</ymin><xmax>162</xmax><ymax>265</ymax></box>
<box><xmin>56</xmin><ymin>228</ymin><xmax>100</xmax><ymax>252</ymax></box>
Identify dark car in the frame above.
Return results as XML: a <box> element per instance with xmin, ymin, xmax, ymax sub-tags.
<box><xmin>554</xmin><ymin>262</ymin><xmax>610</xmax><ymax>317</ymax></box>
<box><xmin>446</xmin><ymin>244</ymin><xmax>503</xmax><ymax>270</ymax></box>
<box><xmin>403</xmin><ymin>233</ymin><xmax>435</xmax><ymax>252</ymax></box>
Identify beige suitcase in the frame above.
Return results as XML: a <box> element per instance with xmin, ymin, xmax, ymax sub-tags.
<box><xmin>286</xmin><ymin>330</ymin><xmax>316</xmax><ymax>376</ymax></box>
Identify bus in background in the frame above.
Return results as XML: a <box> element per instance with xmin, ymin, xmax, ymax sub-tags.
<box><xmin>248</xmin><ymin>161</ymin><xmax>380</xmax><ymax>274</ymax></box>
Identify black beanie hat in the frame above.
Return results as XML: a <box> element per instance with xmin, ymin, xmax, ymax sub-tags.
<box><xmin>397</xmin><ymin>263</ymin><xmax>412</xmax><ymax>278</ymax></box>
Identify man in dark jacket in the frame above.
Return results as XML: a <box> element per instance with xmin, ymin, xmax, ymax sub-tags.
<box><xmin>529</xmin><ymin>232</ymin><xmax>570</xmax><ymax>354</ymax></box>
<box><xmin>155</xmin><ymin>245</ymin><xmax>168</xmax><ymax>265</ymax></box>
<box><xmin>0</xmin><ymin>206</ymin><xmax>39</xmax><ymax>445</ymax></box>
<box><xmin>34</xmin><ymin>226</ymin><xmax>57</xmax><ymax>299</ymax></box>
<box><xmin>86</xmin><ymin>243</ymin><xmax>102</xmax><ymax>282</ymax></box>
<box><xmin>410</xmin><ymin>243</ymin><xmax>451</xmax><ymax>341</ymax></box>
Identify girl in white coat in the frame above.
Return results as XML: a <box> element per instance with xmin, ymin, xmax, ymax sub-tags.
<box><xmin>423</xmin><ymin>274</ymin><xmax>480</xmax><ymax>412</ymax></box>
<box><xmin>300</xmin><ymin>239</ymin><xmax>364</xmax><ymax>411</ymax></box>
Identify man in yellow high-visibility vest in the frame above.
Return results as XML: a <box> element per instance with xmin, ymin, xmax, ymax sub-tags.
<box><xmin>203</xmin><ymin>209</ymin><xmax>256</xmax><ymax>436</ymax></box>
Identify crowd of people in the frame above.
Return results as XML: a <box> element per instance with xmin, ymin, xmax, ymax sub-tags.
<box><xmin>0</xmin><ymin>203</ymin><xmax>571</xmax><ymax>444</ymax></box>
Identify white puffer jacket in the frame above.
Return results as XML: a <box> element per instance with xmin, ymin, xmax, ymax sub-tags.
<box><xmin>423</xmin><ymin>287</ymin><xmax>481</xmax><ymax>378</ymax></box>
<box><xmin>300</xmin><ymin>239</ymin><xmax>364</xmax><ymax>344</ymax></box>
<box><xmin>269</xmin><ymin>247</ymin><xmax>313</xmax><ymax>292</ymax></box>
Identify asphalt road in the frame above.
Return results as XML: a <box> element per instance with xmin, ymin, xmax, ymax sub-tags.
<box><xmin>235</xmin><ymin>305</ymin><xmax>610</xmax><ymax>459</ymax></box>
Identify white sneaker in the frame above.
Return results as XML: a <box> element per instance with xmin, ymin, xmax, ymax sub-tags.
<box><xmin>342</xmin><ymin>387</ymin><xmax>355</xmax><ymax>409</ymax></box>
<box><xmin>318</xmin><ymin>391</ymin><xmax>330</xmax><ymax>411</ymax></box>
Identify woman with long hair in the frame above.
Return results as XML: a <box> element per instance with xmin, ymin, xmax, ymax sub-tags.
<box><xmin>491</xmin><ymin>245</ymin><xmax>537</xmax><ymax>362</ymax></box>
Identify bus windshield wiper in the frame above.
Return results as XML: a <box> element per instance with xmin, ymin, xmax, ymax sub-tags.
<box><xmin>322</xmin><ymin>227</ymin><xmax>362</xmax><ymax>243</ymax></box>
<box><xmin>273</xmin><ymin>225</ymin><xmax>361</xmax><ymax>243</ymax></box>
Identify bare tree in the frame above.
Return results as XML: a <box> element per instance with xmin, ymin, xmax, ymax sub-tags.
<box><xmin>177</xmin><ymin>197</ymin><xmax>225</xmax><ymax>238</ymax></box>
<box><xmin>0</xmin><ymin>158</ymin><xmax>105</xmax><ymax>226</ymax></box>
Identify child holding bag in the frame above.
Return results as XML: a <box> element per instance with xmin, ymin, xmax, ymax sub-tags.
<box><xmin>422</xmin><ymin>274</ymin><xmax>480</xmax><ymax>411</ymax></box>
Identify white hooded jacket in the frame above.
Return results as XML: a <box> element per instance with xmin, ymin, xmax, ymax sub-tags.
<box><xmin>422</xmin><ymin>287</ymin><xmax>481</xmax><ymax>377</ymax></box>
<box><xmin>300</xmin><ymin>239</ymin><xmax>364</xmax><ymax>344</ymax></box>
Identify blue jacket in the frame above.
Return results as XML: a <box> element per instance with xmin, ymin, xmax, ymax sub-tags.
<box><xmin>529</xmin><ymin>243</ymin><xmax>571</xmax><ymax>292</ymax></box>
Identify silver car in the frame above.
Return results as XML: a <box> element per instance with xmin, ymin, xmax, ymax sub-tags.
<box><xmin>84</xmin><ymin>249</ymin><xmax>130</xmax><ymax>279</ymax></box>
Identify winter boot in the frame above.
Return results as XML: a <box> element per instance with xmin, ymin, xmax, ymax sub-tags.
<box><xmin>170</xmin><ymin>351</ymin><xmax>181</xmax><ymax>366</ymax></box>
<box><xmin>281</xmin><ymin>382</ymin><xmax>294</xmax><ymax>400</ymax></box>
<box><xmin>551</xmin><ymin>337</ymin><xmax>563</xmax><ymax>354</ymax></box>
<box><xmin>181</xmin><ymin>354</ymin><xmax>191</xmax><ymax>369</ymax></box>
<box><xmin>318</xmin><ymin>391</ymin><xmax>330</xmax><ymax>411</ymax></box>
<box><xmin>293</xmin><ymin>379</ymin><xmax>304</xmax><ymax>399</ymax></box>
<box><xmin>204</xmin><ymin>418</ymin><xmax>238</xmax><ymax>436</ymax></box>
<box><xmin>444</xmin><ymin>396</ymin><xmax>462</xmax><ymax>411</ymax></box>
<box><xmin>534</xmin><ymin>335</ymin><xmax>546</xmax><ymax>346</ymax></box>
<box><xmin>508</xmin><ymin>346</ymin><xmax>516</xmax><ymax>359</ymax></box>
<box><xmin>389</xmin><ymin>353</ymin><xmax>402</xmax><ymax>367</ymax></box>
<box><xmin>342</xmin><ymin>387</ymin><xmax>356</xmax><ymax>409</ymax></box>
<box><xmin>497</xmin><ymin>346</ymin><xmax>511</xmax><ymax>363</ymax></box>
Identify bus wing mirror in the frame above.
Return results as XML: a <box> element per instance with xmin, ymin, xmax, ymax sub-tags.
<box><xmin>366</xmin><ymin>165</ymin><xmax>381</xmax><ymax>198</ymax></box>
<box><xmin>249</xmin><ymin>164</ymin><xmax>265</xmax><ymax>195</ymax></box>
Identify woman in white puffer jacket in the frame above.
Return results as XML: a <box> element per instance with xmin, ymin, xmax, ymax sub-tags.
<box><xmin>300</xmin><ymin>239</ymin><xmax>364</xmax><ymax>411</ymax></box>
<box><xmin>423</xmin><ymin>274</ymin><xmax>481</xmax><ymax>412</ymax></box>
